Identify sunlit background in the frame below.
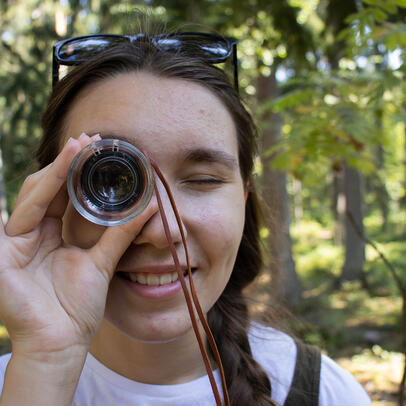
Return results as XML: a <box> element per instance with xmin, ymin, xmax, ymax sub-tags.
<box><xmin>1</xmin><ymin>1</ymin><xmax>406</xmax><ymax>404</ymax></box>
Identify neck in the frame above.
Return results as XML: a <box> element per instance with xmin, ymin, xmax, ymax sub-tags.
<box><xmin>90</xmin><ymin>319</ymin><xmax>213</xmax><ymax>385</ymax></box>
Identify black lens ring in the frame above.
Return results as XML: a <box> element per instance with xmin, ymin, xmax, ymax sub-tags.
<box><xmin>80</xmin><ymin>149</ymin><xmax>145</xmax><ymax>212</ymax></box>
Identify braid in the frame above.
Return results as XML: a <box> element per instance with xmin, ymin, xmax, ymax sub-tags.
<box><xmin>207</xmin><ymin>190</ymin><xmax>278</xmax><ymax>406</ymax></box>
<box><xmin>208</xmin><ymin>290</ymin><xmax>277</xmax><ymax>406</ymax></box>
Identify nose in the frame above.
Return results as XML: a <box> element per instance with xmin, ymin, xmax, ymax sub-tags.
<box><xmin>133</xmin><ymin>177</ymin><xmax>186</xmax><ymax>249</ymax></box>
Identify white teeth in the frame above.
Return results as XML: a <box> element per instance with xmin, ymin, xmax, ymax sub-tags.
<box><xmin>128</xmin><ymin>273</ymin><xmax>138</xmax><ymax>283</ymax></box>
<box><xmin>159</xmin><ymin>274</ymin><xmax>172</xmax><ymax>285</ymax></box>
<box><xmin>126</xmin><ymin>271</ymin><xmax>182</xmax><ymax>286</ymax></box>
<box><xmin>147</xmin><ymin>274</ymin><xmax>160</xmax><ymax>286</ymax></box>
<box><xmin>137</xmin><ymin>273</ymin><xmax>147</xmax><ymax>284</ymax></box>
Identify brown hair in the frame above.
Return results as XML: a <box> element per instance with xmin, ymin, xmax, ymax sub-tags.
<box><xmin>38</xmin><ymin>38</ymin><xmax>276</xmax><ymax>406</ymax></box>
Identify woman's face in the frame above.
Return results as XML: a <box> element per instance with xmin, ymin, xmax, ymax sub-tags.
<box><xmin>62</xmin><ymin>72</ymin><xmax>246</xmax><ymax>342</ymax></box>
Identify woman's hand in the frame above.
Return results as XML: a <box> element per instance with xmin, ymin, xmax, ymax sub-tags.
<box><xmin>0</xmin><ymin>133</ymin><xmax>156</xmax><ymax>359</ymax></box>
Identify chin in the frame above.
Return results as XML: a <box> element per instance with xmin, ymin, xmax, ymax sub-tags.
<box><xmin>105</xmin><ymin>310</ymin><xmax>195</xmax><ymax>344</ymax></box>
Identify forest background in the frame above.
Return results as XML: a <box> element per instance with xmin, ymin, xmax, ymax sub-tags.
<box><xmin>1</xmin><ymin>0</ymin><xmax>405</xmax><ymax>404</ymax></box>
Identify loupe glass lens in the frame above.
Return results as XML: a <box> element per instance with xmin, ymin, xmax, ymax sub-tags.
<box><xmin>67</xmin><ymin>139</ymin><xmax>154</xmax><ymax>226</ymax></box>
<box><xmin>88</xmin><ymin>159</ymin><xmax>135</xmax><ymax>205</ymax></box>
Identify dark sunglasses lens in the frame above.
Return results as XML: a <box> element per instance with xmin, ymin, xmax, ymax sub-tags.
<box><xmin>58</xmin><ymin>37</ymin><xmax>126</xmax><ymax>63</ymax></box>
<box><xmin>155</xmin><ymin>36</ymin><xmax>231</xmax><ymax>62</ymax></box>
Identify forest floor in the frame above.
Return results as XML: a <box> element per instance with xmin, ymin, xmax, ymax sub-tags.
<box><xmin>254</xmin><ymin>217</ymin><xmax>405</xmax><ymax>406</ymax></box>
<box><xmin>0</xmin><ymin>218</ymin><xmax>403</xmax><ymax>405</ymax></box>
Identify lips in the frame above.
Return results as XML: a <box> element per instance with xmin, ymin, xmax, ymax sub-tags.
<box><xmin>116</xmin><ymin>266</ymin><xmax>196</xmax><ymax>287</ymax></box>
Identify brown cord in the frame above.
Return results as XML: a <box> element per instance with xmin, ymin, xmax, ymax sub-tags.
<box><xmin>143</xmin><ymin>153</ymin><xmax>230</xmax><ymax>406</ymax></box>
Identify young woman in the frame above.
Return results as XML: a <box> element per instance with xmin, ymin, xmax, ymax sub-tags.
<box><xmin>0</xmin><ymin>33</ymin><xmax>370</xmax><ymax>405</ymax></box>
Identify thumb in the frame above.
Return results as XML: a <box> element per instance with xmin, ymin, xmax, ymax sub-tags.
<box><xmin>89</xmin><ymin>198</ymin><xmax>158</xmax><ymax>280</ymax></box>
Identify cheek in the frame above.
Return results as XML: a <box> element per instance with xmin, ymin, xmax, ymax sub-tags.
<box><xmin>192</xmin><ymin>195</ymin><xmax>246</xmax><ymax>267</ymax></box>
<box><xmin>192</xmin><ymin>201</ymin><xmax>245</xmax><ymax>309</ymax></box>
<box><xmin>62</xmin><ymin>202</ymin><xmax>106</xmax><ymax>248</ymax></box>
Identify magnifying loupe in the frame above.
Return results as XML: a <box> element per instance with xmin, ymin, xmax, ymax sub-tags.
<box><xmin>67</xmin><ymin>139</ymin><xmax>154</xmax><ymax>226</ymax></box>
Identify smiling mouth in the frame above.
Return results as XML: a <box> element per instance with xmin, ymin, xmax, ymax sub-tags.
<box><xmin>117</xmin><ymin>269</ymin><xmax>196</xmax><ymax>286</ymax></box>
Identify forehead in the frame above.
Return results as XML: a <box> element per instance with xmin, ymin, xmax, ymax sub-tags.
<box><xmin>64</xmin><ymin>72</ymin><xmax>238</xmax><ymax>158</ymax></box>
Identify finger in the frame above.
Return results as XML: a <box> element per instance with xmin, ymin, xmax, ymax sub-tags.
<box><xmin>45</xmin><ymin>134</ymin><xmax>102</xmax><ymax>219</ymax></box>
<box><xmin>6</xmin><ymin>137</ymin><xmax>82</xmax><ymax>236</ymax></box>
<box><xmin>6</xmin><ymin>133</ymin><xmax>102</xmax><ymax>237</ymax></box>
<box><xmin>89</xmin><ymin>198</ymin><xmax>158</xmax><ymax>280</ymax></box>
<box><xmin>13</xmin><ymin>133</ymin><xmax>100</xmax><ymax>209</ymax></box>
<box><xmin>45</xmin><ymin>182</ymin><xmax>69</xmax><ymax>218</ymax></box>
<box><xmin>12</xmin><ymin>162</ymin><xmax>52</xmax><ymax>209</ymax></box>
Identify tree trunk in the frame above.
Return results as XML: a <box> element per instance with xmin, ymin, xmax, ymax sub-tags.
<box><xmin>292</xmin><ymin>178</ymin><xmax>303</xmax><ymax>222</ymax></box>
<box><xmin>340</xmin><ymin>163</ymin><xmax>365</xmax><ymax>282</ymax></box>
<box><xmin>258</xmin><ymin>68</ymin><xmax>301</xmax><ymax>306</ymax></box>
<box><xmin>370</xmin><ymin>109</ymin><xmax>389</xmax><ymax>232</ymax></box>
<box><xmin>185</xmin><ymin>0</ymin><xmax>202</xmax><ymax>23</ymax></box>
<box><xmin>332</xmin><ymin>167</ymin><xmax>345</xmax><ymax>246</ymax></box>
<box><xmin>326</xmin><ymin>0</ymin><xmax>361</xmax><ymax>284</ymax></box>
<box><xmin>401</xmin><ymin>104</ymin><xmax>406</xmax><ymax>210</ymax></box>
<box><xmin>375</xmin><ymin>144</ymin><xmax>389</xmax><ymax>232</ymax></box>
<box><xmin>0</xmin><ymin>144</ymin><xmax>8</xmax><ymax>224</ymax></box>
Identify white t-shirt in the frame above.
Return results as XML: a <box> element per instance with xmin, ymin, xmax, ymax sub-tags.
<box><xmin>0</xmin><ymin>325</ymin><xmax>371</xmax><ymax>405</ymax></box>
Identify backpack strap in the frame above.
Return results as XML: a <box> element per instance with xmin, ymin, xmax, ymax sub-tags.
<box><xmin>283</xmin><ymin>340</ymin><xmax>321</xmax><ymax>406</ymax></box>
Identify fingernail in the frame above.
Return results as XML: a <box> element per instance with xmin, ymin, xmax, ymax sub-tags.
<box><xmin>79</xmin><ymin>132</ymin><xmax>88</xmax><ymax>140</ymax></box>
<box><xmin>91</xmin><ymin>133</ymin><xmax>101</xmax><ymax>141</ymax></box>
<box><xmin>66</xmin><ymin>137</ymin><xmax>75</xmax><ymax>146</ymax></box>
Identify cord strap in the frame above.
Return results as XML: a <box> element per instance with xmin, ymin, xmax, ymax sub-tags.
<box><xmin>145</xmin><ymin>155</ymin><xmax>230</xmax><ymax>406</ymax></box>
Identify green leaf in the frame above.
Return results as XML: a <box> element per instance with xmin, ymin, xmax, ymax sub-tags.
<box><xmin>380</xmin><ymin>2</ymin><xmax>398</xmax><ymax>14</ymax></box>
<box><xmin>385</xmin><ymin>33</ymin><xmax>400</xmax><ymax>50</ymax></box>
<box><xmin>372</xmin><ymin>8</ymin><xmax>388</xmax><ymax>22</ymax></box>
<box><xmin>363</xmin><ymin>0</ymin><xmax>380</xmax><ymax>6</ymax></box>
<box><xmin>395</xmin><ymin>0</ymin><xmax>406</xmax><ymax>8</ymax></box>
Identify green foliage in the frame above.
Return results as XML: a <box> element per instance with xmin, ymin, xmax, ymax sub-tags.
<box><xmin>1</xmin><ymin>0</ymin><xmax>55</xmax><ymax>207</ymax></box>
<box><xmin>341</xmin><ymin>0</ymin><xmax>406</xmax><ymax>54</ymax></box>
<box><xmin>255</xmin><ymin>0</ymin><xmax>406</xmax><ymax>238</ymax></box>
<box><xmin>263</xmin><ymin>69</ymin><xmax>388</xmax><ymax>181</ymax></box>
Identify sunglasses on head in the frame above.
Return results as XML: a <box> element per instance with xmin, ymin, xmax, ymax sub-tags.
<box><xmin>52</xmin><ymin>32</ymin><xmax>239</xmax><ymax>91</ymax></box>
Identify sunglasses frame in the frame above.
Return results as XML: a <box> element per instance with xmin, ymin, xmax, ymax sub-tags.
<box><xmin>52</xmin><ymin>32</ymin><xmax>239</xmax><ymax>91</ymax></box>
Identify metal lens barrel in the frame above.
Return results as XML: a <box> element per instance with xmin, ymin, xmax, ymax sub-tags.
<box><xmin>67</xmin><ymin>139</ymin><xmax>154</xmax><ymax>226</ymax></box>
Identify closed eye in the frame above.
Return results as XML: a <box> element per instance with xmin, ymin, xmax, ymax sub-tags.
<box><xmin>183</xmin><ymin>176</ymin><xmax>225</xmax><ymax>188</ymax></box>
<box><xmin>187</xmin><ymin>178</ymin><xmax>223</xmax><ymax>184</ymax></box>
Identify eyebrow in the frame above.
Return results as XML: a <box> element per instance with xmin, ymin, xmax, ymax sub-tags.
<box><xmin>99</xmin><ymin>134</ymin><xmax>239</xmax><ymax>171</ymax></box>
<box><xmin>182</xmin><ymin>147</ymin><xmax>238</xmax><ymax>171</ymax></box>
